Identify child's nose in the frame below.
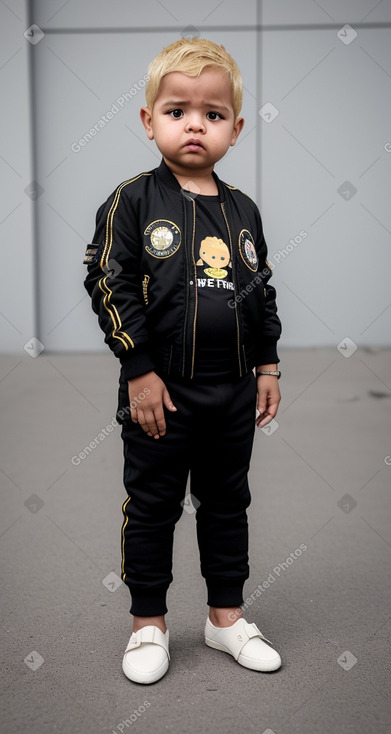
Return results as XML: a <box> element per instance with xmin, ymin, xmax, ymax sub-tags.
<box><xmin>185</xmin><ymin>115</ymin><xmax>205</xmax><ymax>133</ymax></box>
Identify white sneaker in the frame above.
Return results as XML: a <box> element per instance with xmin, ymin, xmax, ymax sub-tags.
<box><xmin>122</xmin><ymin>625</ymin><xmax>170</xmax><ymax>684</ymax></box>
<box><xmin>205</xmin><ymin>617</ymin><xmax>281</xmax><ymax>672</ymax></box>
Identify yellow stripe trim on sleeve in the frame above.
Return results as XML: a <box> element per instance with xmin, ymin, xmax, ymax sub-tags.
<box><xmin>98</xmin><ymin>173</ymin><xmax>152</xmax><ymax>350</ymax></box>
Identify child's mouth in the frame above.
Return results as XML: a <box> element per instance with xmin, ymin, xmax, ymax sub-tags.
<box><xmin>185</xmin><ymin>139</ymin><xmax>204</xmax><ymax>151</ymax></box>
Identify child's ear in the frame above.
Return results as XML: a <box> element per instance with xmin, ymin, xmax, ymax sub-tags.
<box><xmin>230</xmin><ymin>116</ymin><xmax>244</xmax><ymax>147</ymax></box>
<box><xmin>140</xmin><ymin>106</ymin><xmax>154</xmax><ymax>140</ymax></box>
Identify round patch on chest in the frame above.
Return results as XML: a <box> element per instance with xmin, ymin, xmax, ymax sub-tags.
<box><xmin>144</xmin><ymin>220</ymin><xmax>181</xmax><ymax>258</ymax></box>
<box><xmin>239</xmin><ymin>229</ymin><xmax>258</xmax><ymax>272</ymax></box>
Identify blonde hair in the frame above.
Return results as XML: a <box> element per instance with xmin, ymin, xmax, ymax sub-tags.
<box><xmin>145</xmin><ymin>38</ymin><xmax>243</xmax><ymax>119</ymax></box>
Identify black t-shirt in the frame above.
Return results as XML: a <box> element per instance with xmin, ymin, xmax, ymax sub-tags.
<box><xmin>192</xmin><ymin>194</ymin><xmax>237</xmax><ymax>380</ymax></box>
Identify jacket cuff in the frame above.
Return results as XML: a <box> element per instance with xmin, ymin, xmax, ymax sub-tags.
<box><xmin>119</xmin><ymin>351</ymin><xmax>156</xmax><ymax>380</ymax></box>
<box><xmin>255</xmin><ymin>341</ymin><xmax>280</xmax><ymax>366</ymax></box>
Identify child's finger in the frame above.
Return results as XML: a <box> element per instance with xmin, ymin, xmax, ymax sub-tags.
<box><xmin>163</xmin><ymin>387</ymin><xmax>177</xmax><ymax>412</ymax></box>
<box><xmin>130</xmin><ymin>404</ymin><xmax>139</xmax><ymax>423</ymax></box>
<box><xmin>256</xmin><ymin>390</ymin><xmax>267</xmax><ymax>415</ymax></box>
<box><xmin>267</xmin><ymin>402</ymin><xmax>279</xmax><ymax>419</ymax></box>
<box><xmin>154</xmin><ymin>407</ymin><xmax>167</xmax><ymax>437</ymax></box>
<box><xmin>256</xmin><ymin>411</ymin><xmax>272</xmax><ymax>428</ymax></box>
<box><xmin>138</xmin><ymin>408</ymin><xmax>159</xmax><ymax>438</ymax></box>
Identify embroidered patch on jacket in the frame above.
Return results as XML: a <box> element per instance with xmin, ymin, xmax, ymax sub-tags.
<box><xmin>83</xmin><ymin>242</ymin><xmax>104</xmax><ymax>265</ymax></box>
<box><xmin>144</xmin><ymin>220</ymin><xmax>181</xmax><ymax>259</ymax></box>
<box><xmin>239</xmin><ymin>230</ymin><xmax>258</xmax><ymax>272</ymax></box>
<box><xmin>142</xmin><ymin>274</ymin><xmax>150</xmax><ymax>305</ymax></box>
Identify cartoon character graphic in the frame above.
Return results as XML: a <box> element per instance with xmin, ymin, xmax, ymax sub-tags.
<box><xmin>196</xmin><ymin>236</ymin><xmax>231</xmax><ymax>279</ymax></box>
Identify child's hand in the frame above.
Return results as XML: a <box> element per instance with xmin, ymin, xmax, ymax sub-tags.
<box><xmin>256</xmin><ymin>375</ymin><xmax>281</xmax><ymax>428</ymax></box>
<box><xmin>128</xmin><ymin>371</ymin><xmax>177</xmax><ymax>439</ymax></box>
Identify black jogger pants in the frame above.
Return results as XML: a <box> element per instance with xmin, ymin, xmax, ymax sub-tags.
<box><xmin>118</xmin><ymin>370</ymin><xmax>257</xmax><ymax>616</ymax></box>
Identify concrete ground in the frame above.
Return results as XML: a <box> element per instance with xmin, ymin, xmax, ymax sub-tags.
<box><xmin>0</xmin><ymin>347</ymin><xmax>390</xmax><ymax>734</ymax></box>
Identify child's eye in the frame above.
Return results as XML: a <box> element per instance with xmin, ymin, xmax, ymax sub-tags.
<box><xmin>206</xmin><ymin>111</ymin><xmax>222</xmax><ymax>121</ymax></box>
<box><xmin>169</xmin><ymin>109</ymin><xmax>183</xmax><ymax>118</ymax></box>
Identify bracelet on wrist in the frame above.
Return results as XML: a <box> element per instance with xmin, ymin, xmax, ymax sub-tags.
<box><xmin>256</xmin><ymin>370</ymin><xmax>281</xmax><ymax>379</ymax></box>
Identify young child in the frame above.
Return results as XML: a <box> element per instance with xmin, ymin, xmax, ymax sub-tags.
<box><xmin>84</xmin><ymin>38</ymin><xmax>282</xmax><ymax>684</ymax></box>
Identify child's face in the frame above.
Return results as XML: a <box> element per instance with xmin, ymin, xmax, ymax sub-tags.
<box><xmin>200</xmin><ymin>237</ymin><xmax>230</xmax><ymax>267</ymax></box>
<box><xmin>140</xmin><ymin>67</ymin><xmax>244</xmax><ymax>176</ymax></box>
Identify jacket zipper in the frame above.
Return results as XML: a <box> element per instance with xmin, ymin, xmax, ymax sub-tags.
<box><xmin>167</xmin><ymin>344</ymin><xmax>173</xmax><ymax>375</ymax></box>
<box><xmin>190</xmin><ymin>198</ymin><xmax>198</xmax><ymax>379</ymax></box>
<box><xmin>181</xmin><ymin>199</ymin><xmax>190</xmax><ymax>376</ymax></box>
<box><xmin>181</xmin><ymin>197</ymin><xmax>197</xmax><ymax>378</ymax></box>
<box><xmin>221</xmin><ymin>202</ymin><xmax>243</xmax><ymax>377</ymax></box>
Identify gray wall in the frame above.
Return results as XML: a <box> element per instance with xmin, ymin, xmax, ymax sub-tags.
<box><xmin>0</xmin><ymin>0</ymin><xmax>36</xmax><ymax>352</ymax></box>
<box><xmin>1</xmin><ymin>0</ymin><xmax>390</xmax><ymax>354</ymax></box>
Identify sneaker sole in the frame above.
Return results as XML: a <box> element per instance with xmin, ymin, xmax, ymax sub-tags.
<box><xmin>205</xmin><ymin>636</ymin><xmax>281</xmax><ymax>672</ymax></box>
<box><xmin>122</xmin><ymin>656</ymin><xmax>169</xmax><ymax>684</ymax></box>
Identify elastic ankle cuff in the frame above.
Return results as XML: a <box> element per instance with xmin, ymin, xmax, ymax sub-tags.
<box><xmin>129</xmin><ymin>587</ymin><xmax>168</xmax><ymax>616</ymax></box>
<box><xmin>206</xmin><ymin>580</ymin><xmax>245</xmax><ymax>608</ymax></box>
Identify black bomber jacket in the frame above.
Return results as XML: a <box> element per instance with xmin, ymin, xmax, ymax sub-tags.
<box><xmin>84</xmin><ymin>159</ymin><xmax>282</xmax><ymax>381</ymax></box>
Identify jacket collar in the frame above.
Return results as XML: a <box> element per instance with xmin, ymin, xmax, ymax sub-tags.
<box><xmin>156</xmin><ymin>158</ymin><xmax>226</xmax><ymax>202</ymax></box>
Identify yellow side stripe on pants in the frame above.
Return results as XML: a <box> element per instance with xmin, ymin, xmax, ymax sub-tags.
<box><xmin>121</xmin><ymin>495</ymin><xmax>132</xmax><ymax>580</ymax></box>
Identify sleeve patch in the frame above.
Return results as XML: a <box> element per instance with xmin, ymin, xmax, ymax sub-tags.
<box><xmin>83</xmin><ymin>242</ymin><xmax>104</xmax><ymax>265</ymax></box>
